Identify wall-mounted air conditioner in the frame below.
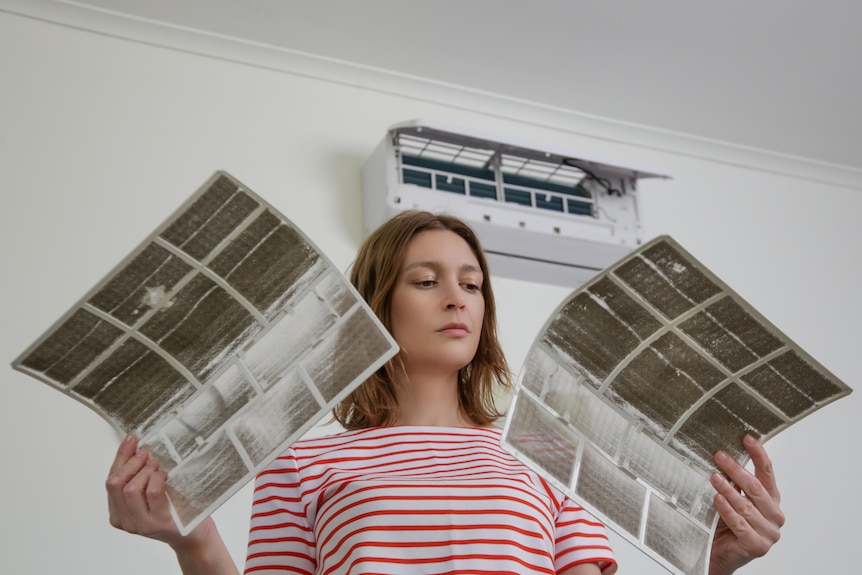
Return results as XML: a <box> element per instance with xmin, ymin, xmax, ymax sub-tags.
<box><xmin>361</xmin><ymin>120</ymin><xmax>669</xmax><ymax>287</ymax></box>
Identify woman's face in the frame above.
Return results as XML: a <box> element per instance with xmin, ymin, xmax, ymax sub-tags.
<box><xmin>389</xmin><ymin>230</ymin><xmax>485</xmax><ymax>380</ymax></box>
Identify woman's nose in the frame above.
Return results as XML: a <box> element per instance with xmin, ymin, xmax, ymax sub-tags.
<box><xmin>444</xmin><ymin>282</ymin><xmax>466</xmax><ymax>309</ymax></box>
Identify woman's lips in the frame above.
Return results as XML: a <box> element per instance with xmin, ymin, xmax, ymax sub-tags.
<box><xmin>437</xmin><ymin>323</ymin><xmax>470</xmax><ymax>336</ymax></box>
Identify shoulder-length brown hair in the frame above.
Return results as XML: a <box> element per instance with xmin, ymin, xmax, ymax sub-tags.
<box><xmin>334</xmin><ymin>210</ymin><xmax>511</xmax><ymax>429</ymax></box>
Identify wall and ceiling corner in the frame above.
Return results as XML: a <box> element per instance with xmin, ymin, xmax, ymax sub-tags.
<box><xmin>1</xmin><ymin>0</ymin><xmax>861</xmax><ymax>194</ymax></box>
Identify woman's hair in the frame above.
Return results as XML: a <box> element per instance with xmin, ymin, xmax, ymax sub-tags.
<box><xmin>334</xmin><ymin>210</ymin><xmax>511</xmax><ymax>429</ymax></box>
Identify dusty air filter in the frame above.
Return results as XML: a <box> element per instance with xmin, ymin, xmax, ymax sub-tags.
<box><xmin>501</xmin><ymin>235</ymin><xmax>852</xmax><ymax>575</ymax></box>
<box><xmin>12</xmin><ymin>171</ymin><xmax>399</xmax><ymax>534</ymax></box>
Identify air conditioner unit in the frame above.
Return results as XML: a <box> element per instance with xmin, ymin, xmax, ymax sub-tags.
<box><xmin>361</xmin><ymin>120</ymin><xmax>668</xmax><ymax>287</ymax></box>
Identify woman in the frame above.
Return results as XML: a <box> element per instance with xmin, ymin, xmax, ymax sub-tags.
<box><xmin>106</xmin><ymin>211</ymin><xmax>784</xmax><ymax>575</ymax></box>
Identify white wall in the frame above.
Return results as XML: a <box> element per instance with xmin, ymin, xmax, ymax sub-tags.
<box><xmin>1</xmin><ymin>8</ymin><xmax>859</xmax><ymax>575</ymax></box>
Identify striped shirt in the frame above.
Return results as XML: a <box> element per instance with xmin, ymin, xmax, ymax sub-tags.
<box><xmin>245</xmin><ymin>426</ymin><xmax>616</xmax><ymax>575</ymax></box>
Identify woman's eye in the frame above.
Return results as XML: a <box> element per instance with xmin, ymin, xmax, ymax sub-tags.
<box><xmin>416</xmin><ymin>280</ymin><xmax>436</xmax><ymax>288</ymax></box>
<box><xmin>462</xmin><ymin>282</ymin><xmax>481</xmax><ymax>292</ymax></box>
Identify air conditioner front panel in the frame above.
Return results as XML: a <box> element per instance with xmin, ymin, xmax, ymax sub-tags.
<box><xmin>360</xmin><ymin>122</ymin><xmax>667</xmax><ymax>288</ymax></box>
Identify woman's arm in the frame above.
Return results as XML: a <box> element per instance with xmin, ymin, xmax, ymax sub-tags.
<box><xmin>559</xmin><ymin>563</ymin><xmax>603</xmax><ymax>575</ymax></box>
<box><xmin>105</xmin><ymin>434</ymin><xmax>239</xmax><ymax>575</ymax></box>
<box><xmin>708</xmin><ymin>434</ymin><xmax>785</xmax><ymax>575</ymax></box>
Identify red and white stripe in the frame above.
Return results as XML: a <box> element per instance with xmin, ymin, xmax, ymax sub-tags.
<box><xmin>245</xmin><ymin>426</ymin><xmax>616</xmax><ymax>575</ymax></box>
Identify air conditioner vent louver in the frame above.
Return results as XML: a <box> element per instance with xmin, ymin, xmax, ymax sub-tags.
<box><xmin>396</xmin><ymin>132</ymin><xmax>596</xmax><ymax>218</ymax></box>
<box><xmin>362</xmin><ymin>121</ymin><xmax>669</xmax><ymax>288</ymax></box>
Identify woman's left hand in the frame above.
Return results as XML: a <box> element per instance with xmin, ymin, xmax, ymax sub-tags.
<box><xmin>708</xmin><ymin>434</ymin><xmax>785</xmax><ymax>575</ymax></box>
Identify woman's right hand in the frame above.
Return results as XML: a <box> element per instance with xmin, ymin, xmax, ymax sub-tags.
<box><xmin>105</xmin><ymin>433</ymin><xmax>185</xmax><ymax>546</ymax></box>
<box><xmin>105</xmin><ymin>434</ymin><xmax>238</xmax><ymax>575</ymax></box>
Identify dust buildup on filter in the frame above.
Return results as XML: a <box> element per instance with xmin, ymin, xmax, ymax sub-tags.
<box><xmin>741</xmin><ymin>350</ymin><xmax>847</xmax><ymax>418</ymax></box>
<box><xmin>620</xmin><ymin>430</ymin><xmax>711</xmax><ymax>520</ymax></box>
<box><xmin>673</xmin><ymin>383</ymin><xmax>784</xmax><ymax>467</ymax></box>
<box><xmin>644</xmin><ymin>492</ymin><xmax>710</xmax><ymax>575</ymax></box>
<box><xmin>302</xmin><ymin>308</ymin><xmax>397</xmax><ymax>403</ymax></box>
<box><xmin>88</xmin><ymin>243</ymin><xmax>194</xmax><ymax>328</ymax></box>
<box><xmin>232</xmin><ymin>370</ymin><xmax>320</xmax><ymax>466</ymax></box>
<box><xmin>242</xmin><ymin>291</ymin><xmax>338</xmax><ymax>389</ymax></box>
<box><xmin>161</xmin><ymin>364</ymin><xmax>258</xmax><ymax>459</ymax></box>
<box><xmin>314</xmin><ymin>271</ymin><xmax>358</xmax><ymax>317</ymax></box>
<box><xmin>523</xmin><ymin>347</ymin><xmax>629</xmax><ymax>458</ymax></box>
<box><xmin>138</xmin><ymin>274</ymin><xmax>259</xmax><ymax>382</ymax></box>
<box><xmin>608</xmin><ymin>332</ymin><xmax>725</xmax><ymax>439</ymax></box>
<box><xmin>19</xmin><ymin>308</ymin><xmax>124</xmax><ymax>387</ymax></box>
<box><xmin>71</xmin><ymin>338</ymin><xmax>195</xmax><ymax>438</ymax></box>
<box><xmin>588</xmin><ymin>276</ymin><xmax>664</xmax><ymax>340</ymax></box>
<box><xmin>166</xmin><ymin>430</ymin><xmax>250</xmax><ymax>527</ymax></box>
<box><xmin>614</xmin><ymin>243</ymin><xmax>721</xmax><ymax>321</ymax></box>
<box><xmin>678</xmin><ymin>296</ymin><xmax>783</xmax><ymax>374</ymax></box>
<box><xmin>506</xmin><ymin>391</ymin><xmax>578</xmax><ymax>489</ymax></box>
<box><xmin>160</xmin><ymin>181</ymin><xmax>260</xmax><ymax>261</ymax></box>
<box><xmin>542</xmin><ymin>291</ymin><xmax>642</xmax><ymax>387</ymax></box>
<box><xmin>575</xmin><ymin>443</ymin><xmax>646</xmax><ymax>539</ymax></box>
<box><xmin>207</xmin><ymin>211</ymin><xmax>324</xmax><ymax>320</ymax></box>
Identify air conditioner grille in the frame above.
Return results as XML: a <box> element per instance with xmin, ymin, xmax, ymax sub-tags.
<box><xmin>396</xmin><ymin>132</ymin><xmax>595</xmax><ymax>217</ymax></box>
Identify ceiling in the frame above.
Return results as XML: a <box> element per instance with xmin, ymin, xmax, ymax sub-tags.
<box><xmin>49</xmin><ymin>0</ymin><xmax>862</xmax><ymax>174</ymax></box>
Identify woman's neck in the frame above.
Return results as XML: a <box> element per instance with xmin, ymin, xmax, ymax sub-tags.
<box><xmin>394</xmin><ymin>373</ymin><xmax>474</xmax><ymax>427</ymax></box>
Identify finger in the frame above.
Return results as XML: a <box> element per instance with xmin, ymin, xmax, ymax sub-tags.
<box><xmin>119</xmin><ymin>457</ymin><xmax>164</xmax><ymax>534</ymax></box>
<box><xmin>711</xmin><ymin>468</ymin><xmax>765</xmax><ymax>528</ymax></box>
<box><xmin>714</xmin><ymin>445</ymin><xmax>784</xmax><ymax>528</ymax></box>
<box><xmin>712</xmin><ymin>476</ymin><xmax>752</xmax><ymax>536</ymax></box>
<box><xmin>107</xmin><ymin>434</ymin><xmax>138</xmax><ymax>477</ymax></box>
<box><xmin>144</xmin><ymin>465</ymin><xmax>175</xmax><ymax>524</ymax></box>
<box><xmin>106</xmin><ymin>447</ymin><xmax>150</xmax><ymax>530</ymax></box>
<box><xmin>106</xmin><ymin>443</ymin><xmax>148</xmax><ymax>499</ymax></box>
<box><xmin>123</xmin><ymin>449</ymin><xmax>161</xmax><ymax>510</ymax></box>
<box><xmin>711</xmin><ymin>472</ymin><xmax>779</xmax><ymax>556</ymax></box>
<box><xmin>712</xmin><ymin>471</ymin><xmax>769</xmax><ymax>537</ymax></box>
<box><xmin>742</xmin><ymin>434</ymin><xmax>781</xmax><ymax>501</ymax></box>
